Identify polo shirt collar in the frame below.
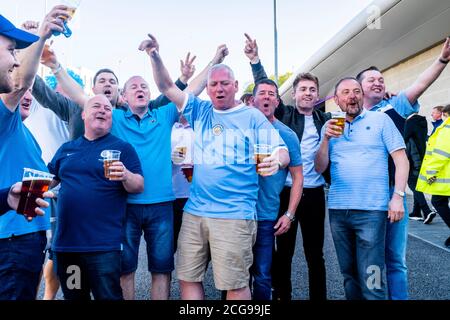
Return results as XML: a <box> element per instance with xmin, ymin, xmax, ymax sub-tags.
<box><xmin>124</xmin><ymin>107</ymin><xmax>151</xmax><ymax>120</ymax></box>
<box><xmin>351</xmin><ymin>109</ymin><xmax>367</xmax><ymax>122</ymax></box>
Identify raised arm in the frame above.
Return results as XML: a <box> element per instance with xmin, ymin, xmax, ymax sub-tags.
<box><xmin>185</xmin><ymin>44</ymin><xmax>229</xmax><ymax>96</ymax></box>
<box><xmin>1</xmin><ymin>8</ymin><xmax>67</xmax><ymax>111</ymax></box>
<box><xmin>32</xmin><ymin>75</ymin><xmax>81</xmax><ymax>121</ymax></box>
<box><xmin>244</xmin><ymin>33</ymin><xmax>269</xmax><ymax>83</ymax></box>
<box><xmin>404</xmin><ymin>37</ymin><xmax>450</xmax><ymax>105</ymax></box>
<box><xmin>315</xmin><ymin>119</ymin><xmax>340</xmax><ymax>173</ymax></box>
<box><xmin>150</xmin><ymin>52</ymin><xmax>195</xmax><ymax>109</ymax></box>
<box><xmin>40</xmin><ymin>44</ymin><xmax>89</xmax><ymax>108</ymax></box>
<box><xmin>139</xmin><ymin>34</ymin><xmax>187</xmax><ymax>111</ymax></box>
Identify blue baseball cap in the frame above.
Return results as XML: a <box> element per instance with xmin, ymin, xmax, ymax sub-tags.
<box><xmin>0</xmin><ymin>15</ymin><xmax>39</xmax><ymax>49</ymax></box>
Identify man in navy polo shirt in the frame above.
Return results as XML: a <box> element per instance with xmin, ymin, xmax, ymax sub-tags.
<box><xmin>48</xmin><ymin>95</ymin><xmax>143</xmax><ymax>300</ymax></box>
<box><xmin>315</xmin><ymin>77</ymin><xmax>409</xmax><ymax>300</ymax></box>
<box><xmin>0</xmin><ymin>9</ymin><xmax>68</xmax><ymax>300</ymax></box>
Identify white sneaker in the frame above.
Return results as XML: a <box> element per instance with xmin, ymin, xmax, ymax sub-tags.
<box><xmin>423</xmin><ymin>211</ymin><xmax>437</xmax><ymax>225</ymax></box>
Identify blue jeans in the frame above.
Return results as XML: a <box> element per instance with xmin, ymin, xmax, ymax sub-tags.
<box><xmin>55</xmin><ymin>251</ymin><xmax>123</xmax><ymax>300</ymax></box>
<box><xmin>386</xmin><ymin>189</ymin><xmax>408</xmax><ymax>300</ymax></box>
<box><xmin>0</xmin><ymin>231</ymin><xmax>47</xmax><ymax>300</ymax></box>
<box><xmin>329</xmin><ymin>210</ymin><xmax>387</xmax><ymax>300</ymax></box>
<box><xmin>250</xmin><ymin>220</ymin><xmax>276</xmax><ymax>300</ymax></box>
<box><xmin>122</xmin><ymin>202</ymin><xmax>174</xmax><ymax>274</ymax></box>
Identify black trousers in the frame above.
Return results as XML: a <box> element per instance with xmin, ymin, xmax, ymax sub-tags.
<box><xmin>272</xmin><ymin>186</ymin><xmax>327</xmax><ymax>300</ymax></box>
<box><xmin>408</xmin><ymin>173</ymin><xmax>432</xmax><ymax>216</ymax></box>
<box><xmin>431</xmin><ymin>195</ymin><xmax>450</xmax><ymax>228</ymax></box>
<box><xmin>173</xmin><ymin>197</ymin><xmax>188</xmax><ymax>252</ymax></box>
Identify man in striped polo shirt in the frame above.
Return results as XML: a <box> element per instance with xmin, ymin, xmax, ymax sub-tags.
<box><xmin>315</xmin><ymin>77</ymin><xmax>409</xmax><ymax>300</ymax></box>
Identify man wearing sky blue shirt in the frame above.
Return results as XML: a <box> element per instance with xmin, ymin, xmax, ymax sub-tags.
<box><xmin>250</xmin><ymin>79</ymin><xmax>303</xmax><ymax>300</ymax></box>
<box><xmin>0</xmin><ymin>9</ymin><xmax>66</xmax><ymax>300</ymax></box>
<box><xmin>356</xmin><ymin>37</ymin><xmax>450</xmax><ymax>300</ymax></box>
<box><xmin>114</xmin><ymin>46</ymin><xmax>228</xmax><ymax>300</ymax></box>
<box><xmin>141</xmin><ymin>34</ymin><xmax>290</xmax><ymax>300</ymax></box>
<box><xmin>316</xmin><ymin>77</ymin><xmax>409</xmax><ymax>300</ymax></box>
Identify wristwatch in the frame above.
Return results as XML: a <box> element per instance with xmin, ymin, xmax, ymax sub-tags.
<box><xmin>393</xmin><ymin>189</ymin><xmax>405</xmax><ymax>197</ymax></box>
<box><xmin>284</xmin><ymin>211</ymin><xmax>295</xmax><ymax>222</ymax></box>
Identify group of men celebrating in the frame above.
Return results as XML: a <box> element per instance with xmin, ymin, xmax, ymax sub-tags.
<box><xmin>1</xmin><ymin>5</ymin><xmax>450</xmax><ymax>301</ymax></box>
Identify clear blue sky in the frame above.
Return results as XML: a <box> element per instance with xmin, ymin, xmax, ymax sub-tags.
<box><xmin>1</xmin><ymin>0</ymin><xmax>374</xmax><ymax>96</ymax></box>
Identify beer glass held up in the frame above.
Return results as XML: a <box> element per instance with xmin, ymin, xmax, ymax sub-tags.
<box><xmin>331</xmin><ymin>111</ymin><xmax>346</xmax><ymax>136</ymax></box>
<box><xmin>101</xmin><ymin>150</ymin><xmax>121</xmax><ymax>180</ymax></box>
<box><xmin>16</xmin><ymin>168</ymin><xmax>54</xmax><ymax>218</ymax></box>
<box><xmin>52</xmin><ymin>0</ymin><xmax>82</xmax><ymax>38</ymax></box>
<box><xmin>254</xmin><ymin>144</ymin><xmax>273</xmax><ymax>175</ymax></box>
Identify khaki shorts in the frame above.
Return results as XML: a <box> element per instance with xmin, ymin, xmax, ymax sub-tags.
<box><xmin>176</xmin><ymin>212</ymin><xmax>257</xmax><ymax>291</ymax></box>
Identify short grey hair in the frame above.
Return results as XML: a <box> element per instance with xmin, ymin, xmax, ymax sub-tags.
<box><xmin>207</xmin><ymin>64</ymin><xmax>235</xmax><ymax>83</ymax></box>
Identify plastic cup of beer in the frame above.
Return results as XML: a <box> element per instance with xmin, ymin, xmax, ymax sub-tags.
<box><xmin>331</xmin><ymin>111</ymin><xmax>346</xmax><ymax>135</ymax></box>
<box><xmin>174</xmin><ymin>146</ymin><xmax>187</xmax><ymax>164</ymax></box>
<box><xmin>181</xmin><ymin>165</ymin><xmax>194</xmax><ymax>183</ymax></box>
<box><xmin>53</xmin><ymin>0</ymin><xmax>82</xmax><ymax>37</ymax></box>
<box><xmin>16</xmin><ymin>168</ymin><xmax>54</xmax><ymax>218</ymax></box>
<box><xmin>101</xmin><ymin>150</ymin><xmax>121</xmax><ymax>180</ymax></box>
<box><xmin>254</xmin><ymin>144</ymin><xmax>273</xmax><ymax>175</ymax></box>
<box><xmin>41</xmin><ymin>42</ymin><xmax>52</xmax><ymax>62</ymax></box>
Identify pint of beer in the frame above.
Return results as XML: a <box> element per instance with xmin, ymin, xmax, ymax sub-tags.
<box><xmin>254</xmin><ymin>144</ymin><xmax>273</xmax><ymax>175</ymax></box>
<box><xmin>16</xmin><ymin>168</ymin><xmax>54</xmax><ymax>218</ymax></box>
<box><xmin>101</xmin><ymin>150</ymin><xmax>121</xmax><ymax>180</ymax></box>
<box><xmin>331</xmin><ymin>111</ymin><xmax>346</xmax><ymax>135</ymax></box>
<box><xmin>173</xmin><ymin>146</ymin><xmax>187</xmax><ymax>164</ymax></box>
<box><xmin>53</xmin><ymin>0</ymin><xmax>82</xmax><ymax>38</ymax></box>
<box><xmin>181</xmin><ymin>165</ymin><xmax>194</xmax><ymax>182</ymax></box>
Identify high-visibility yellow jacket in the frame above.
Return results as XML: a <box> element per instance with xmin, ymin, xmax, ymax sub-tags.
<box><xmin>416</xmin><ymin>117</ymin><xmax>450</xmax><ymax>196</ymax></box>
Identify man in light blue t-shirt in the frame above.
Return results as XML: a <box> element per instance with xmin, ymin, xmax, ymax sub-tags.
<box><xmin>115</xmin><ymin>46</ymin><xmax>228</xmax><ymax>300</ymax></box>
<box><xmin>141</xmin><ymin>34</ymin><xmax>290</xmax><ymax>300</ymax></box>
<box><xmin>316</xmin><ymin>77</ymin><xmax>409</xmax><ymax>300</ymax></box>
<box><xmin>0</xmin><ymin>10</ymin><xmax>64</xmax><ymax>300</ymax></box>
<box><xmin>356</xmin><ymin>38</ymin><xmax>450</xmax><ymax>300</ymax></box>
<box><xmin>250</xmin><ymin>79</ymin><xmax>303</xmax><ymax>300</ymax></box>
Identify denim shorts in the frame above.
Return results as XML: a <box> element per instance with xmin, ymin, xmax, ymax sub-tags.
<box><xmin>55</xmin><ymin>251</ymin><xmax>123</xmax><ymax>300</ymax></box>
<box><xmin>121</xmin><ymin>202</ymin><xmax>174</xmax><ymax>274</ymax></box>
<box><xmin>0</xmin><ymin>231</ymin><xmax>47</xmax><ymax>300</ymax></box>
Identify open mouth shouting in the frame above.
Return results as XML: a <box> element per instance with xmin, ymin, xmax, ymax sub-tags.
<box><xmin>20</xmin><ymin>101</ymin><xmax>31</xmax><ymax>111</ymax></box>
<box><xmin>95</xmin><ymin>114</ymin><xmax>107</xmax><ymax>122</ymax></box>
<box><xmin>103</xmin><ymin>88</ymin><xmax>112</xmax><ymax>98</ymax></box>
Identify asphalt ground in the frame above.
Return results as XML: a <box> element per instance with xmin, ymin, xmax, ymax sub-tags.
<box><xmin>38</xmin><ymin>194</ymin><xmax>450</xmax><ymax>300</ymax></box>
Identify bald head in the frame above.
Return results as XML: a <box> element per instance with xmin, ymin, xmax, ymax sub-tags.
<box><xmin>82</xmin><ymin>94</ymin><xmax>113</xmax><ymax>140</ymax></box>
<box><xmin>84</xmin><ymin>94</ymin><xmax>112</xmax><ymax>110</ymax></box>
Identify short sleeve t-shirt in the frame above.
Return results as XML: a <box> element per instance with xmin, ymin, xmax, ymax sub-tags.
<box><xmin>112</xmin><ymin>104</ymin><xmax>178</xmax><ymax>204</ymax></box>
<box><xmin>0</xmin><ymin>99</ymin><xmax>50</xmax><ymax>238</ymax></box>
<box><xmin>182</xmin><ymin>94</ymin><xmax>286</xmax><ymax>220</ymax></box>
<box><xmin>257</xmin><ymin>120</ymin><xmax>302</xmax><ymax>221</ymax></box>
<box><xmin>48</xmin><ymin>133</ymin><xmax>142</xmax><ymax>252</ymax></box>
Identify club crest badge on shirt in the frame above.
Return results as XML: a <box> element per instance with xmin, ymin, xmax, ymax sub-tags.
<box><xmin>212</xmin><ymin>124</ymin><xmax>224</xmax><ymax>136</ymax></box>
